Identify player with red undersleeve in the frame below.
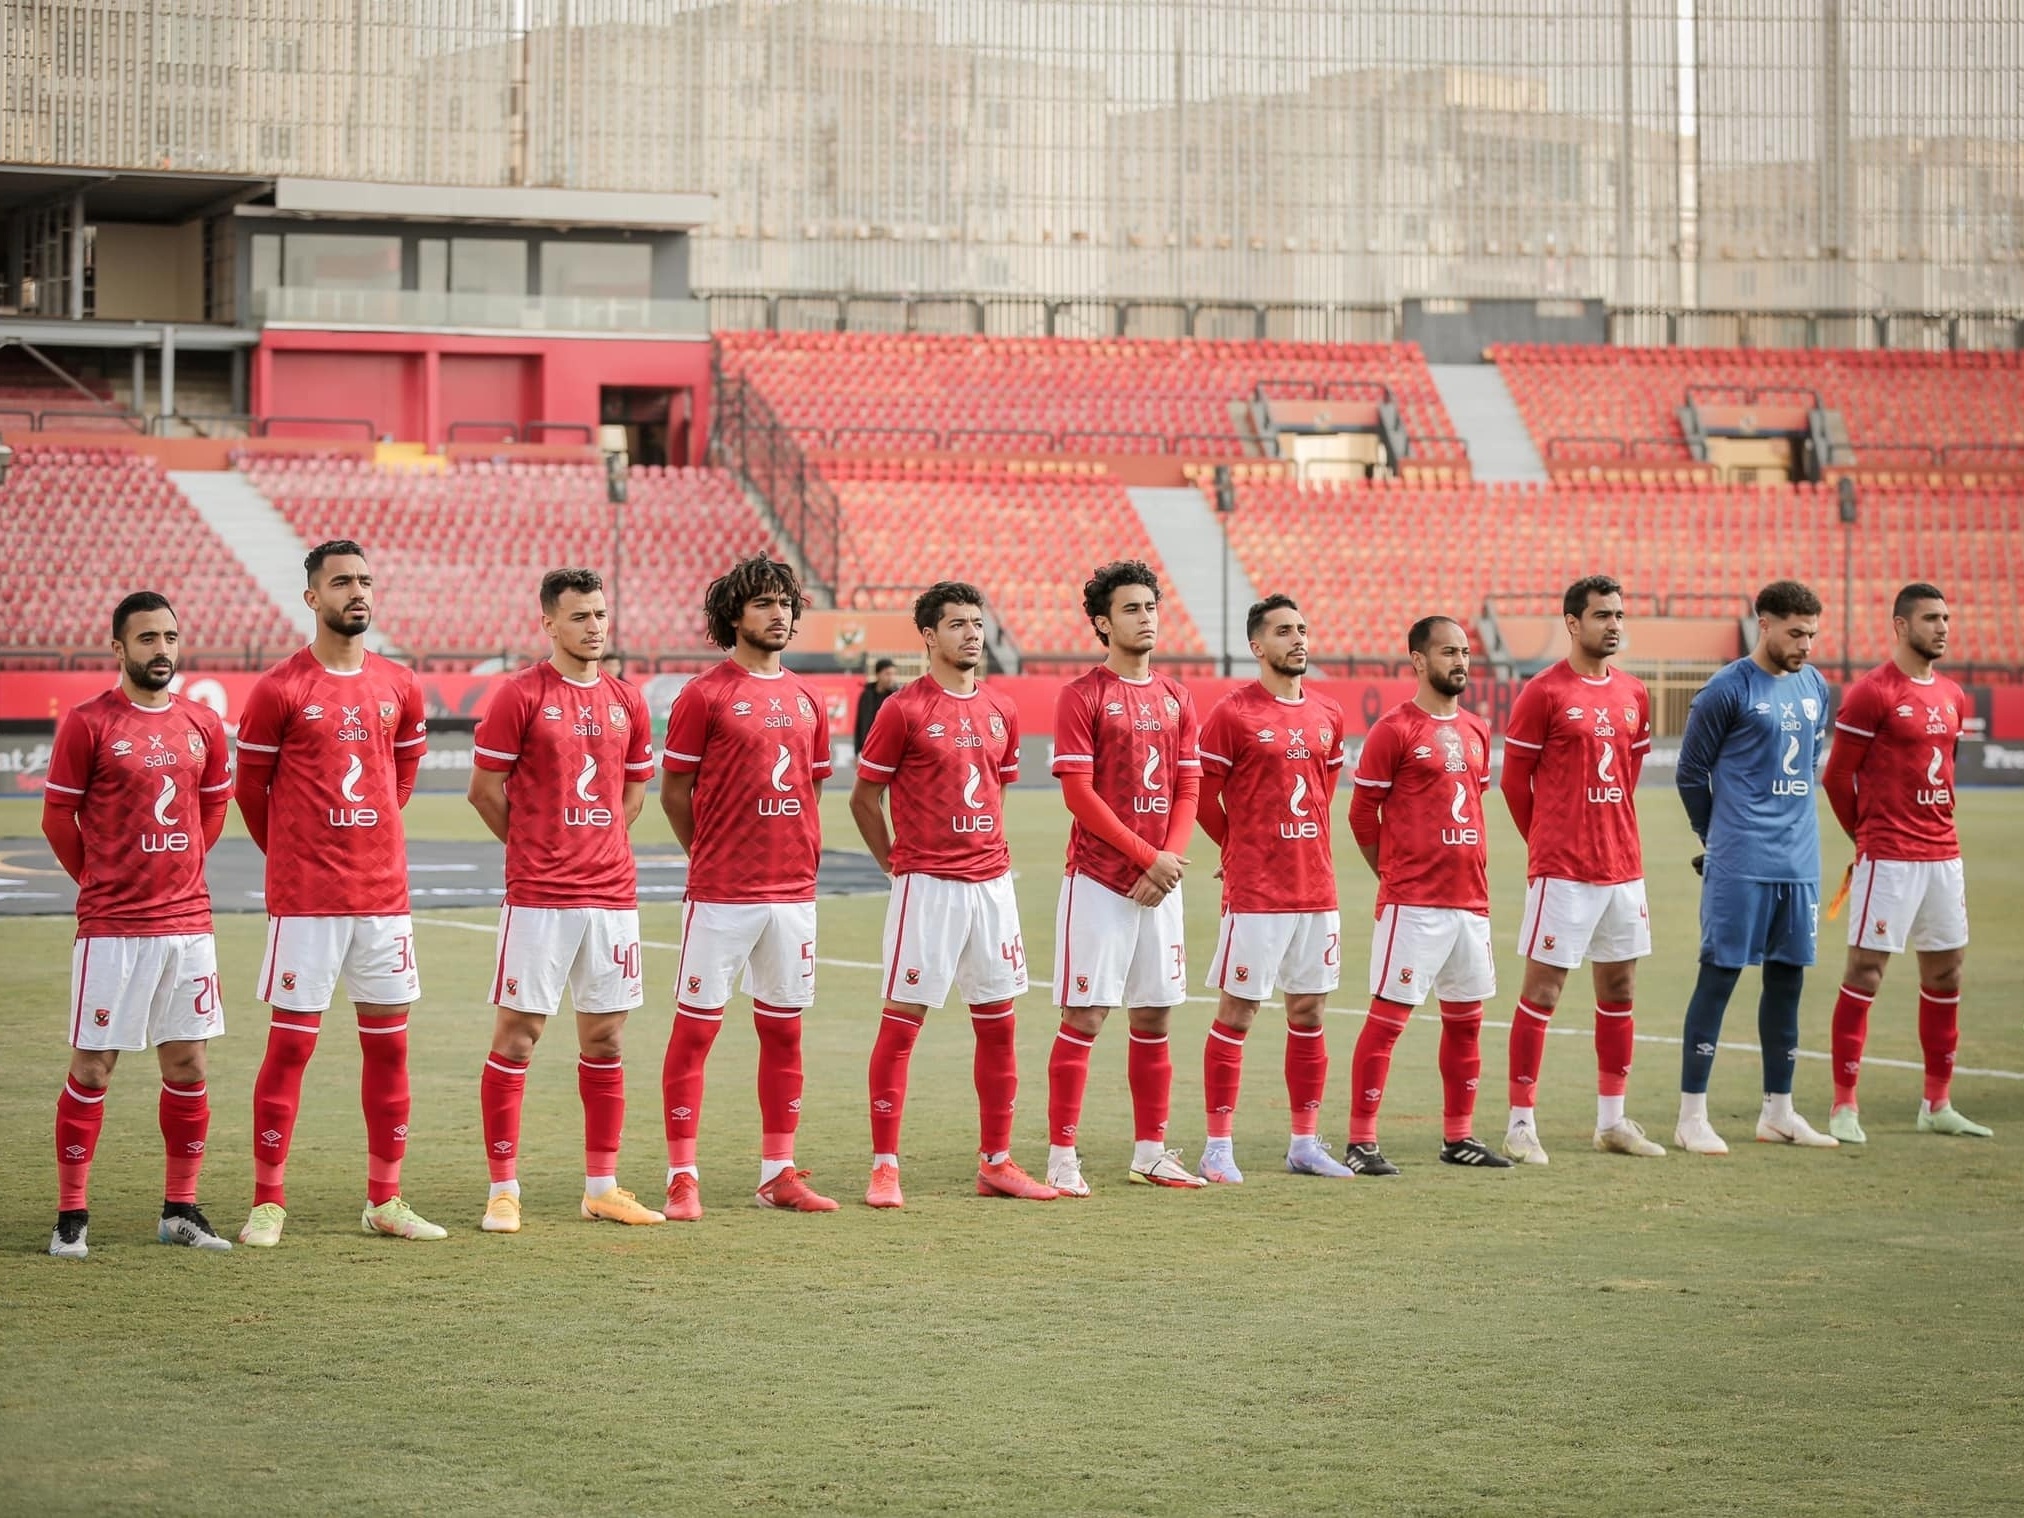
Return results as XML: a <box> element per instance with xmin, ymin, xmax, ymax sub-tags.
<box><xmin>43</xmin><ymin>592</ymin><xmax>233</xmax><ymax>1259</ymax></box>
<box><xmin>1822</xmin><ymin>581</ymin><xmax>1989</xmax><ymax>1143</ymax></box>
<box><xmin>234</xmin><ymin>540</ymin><xmax>440</xmax><ymax>1248</ymax></box>
<box><xmin>1045</xmin><ymin>560</ymin><xmax>1204</xmax><ymax>1196</ymax></box>
<box><xmin>1345</xmin><ymin>615</ymin><xmax>1511</xmax><ymax>1174</ymax></box>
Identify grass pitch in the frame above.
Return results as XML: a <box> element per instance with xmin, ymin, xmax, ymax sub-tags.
<box><xmin>2</xmin><ymin>788</ymin><xmax>2020</xmax><ymax>1516</ymax></box>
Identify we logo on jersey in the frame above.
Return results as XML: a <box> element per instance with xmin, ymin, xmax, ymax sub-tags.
<box><xmin>1440</xmin><ymin>780</ymin><xmax>1480</xmax><ymax>846</ymax></box>
<box><xmin>1280</xmin><ymin>773</ymin><xmax>1319</xmax><ymax>840</ymax></box>
<box><xmin>329</xmin><ymin>753</ymin><xmax>379</xmax><ymax>828</ymax></box>
<box><xmin>758</xmin><ymin>743</ymin><xmax>802</xmax><ymax>817</ymax></box>
<box><xmin>566</xmin><ymin>754</ymin><xmax>614</xmax><ymax>827</ymax></box>
<box><xmin>1916</xmin><ymin>744</ymin><xmax>1952</xmax><ymax>807</ymax></box>
<box><xmin>1588</xmin><ymin>742</ymin><xmax>1625</xmax><ymax>805</ymax></box>
<box><xmin>1136</xmin><ymin>744</ymin><xmax>1170</xmax><ymax>814</ymax></box>
<box><xmin>140</xmin><ymin>772</ymin><xmax>192</xmax><ymax>853</ymax></box>
<box><xmin>952</xmin><ymin>763</ymin><xmax>995</xmax><ymax>834</ymax></box>
<box><xmin>1772</xmin><ymin>732</ymin><xmax>1810</xmax><ymax>797</ymax></box>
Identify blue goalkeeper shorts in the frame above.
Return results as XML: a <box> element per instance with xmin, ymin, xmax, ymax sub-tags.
<box><xmin>1698</xmin><ymin>875</ymin><xmax>1819</xmax><ymax>969</ymax></box>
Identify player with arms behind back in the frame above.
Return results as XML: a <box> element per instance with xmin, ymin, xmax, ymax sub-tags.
<box><xmin>1194</xmin><ymin>595</ymin><xmax>1355</xmax><ymax>1183</ymax></box>
<box><xmin>1344</xmin><ymin>616</ymin><xmax>1510</xmax><ymax>1173</ymax></box>
<box><xmin>470</xmin><ymin>569</ymin><xmax>662</xmax><ymax>1234</ymax></box>
<box><xmin>1046</xmin><ymin>561</ymin><xmax>1203</xmax><ymax>1195</ymax></box>
<box><xmin>1499</xmin><ymin>575</ymin><xmax>1664</xmax><ymax>1164</ymax></box>
<box><xmin>659</xmin><ymin>555</ymin><xmax>838</xmax><ymax>1219</ymax></box>
<box><xmin>851</xmin><ymin>582</ymin><xmax>1056</xmax><ymax>1207</ymax></box>
<box><xmin>43</xmin><ymin>592</ymin><xmax>234</xmax><ymax>1258</ymax></box>
<box><xmin>1673</xmin><ymin>580</ymin><xmax>1837</xmax><ymax>1154</ymax></box>
<box><xmin>235</xmin><ymin>540</ymin><xmax>442</xmax><ymax>1246</ymax></box>
<box><xmin>1822</xmin><ymin>583</ymin><xmax>1989</xmax><ymax>1142</ymax></box>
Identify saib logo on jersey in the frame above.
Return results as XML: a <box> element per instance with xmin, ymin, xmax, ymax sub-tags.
<box><xmin>338</xmin><ymin>705</ymin><xmax>371</xmax><ymax>742</ymax></box>
<box><xmin>328</xmin><ymin>754</ymin><xmax>379</xmax><ymax>827</ymax></box>
<box><xmin>140</xmin><ymin>773</ymin><xmax>192</xmax><ymax>853</ymax></box>
<box><xmin>1280</xmin><ymin>774</ymin><xmax>1319</xmax><ymax>840</ymax></box>
<box><xmin>952</xmin><ymin>763</ymin><xmax>995</xmax><ymax>834</ymax></box>
<box><xmin>758</xmin><ymin>744</ymin><xmax>801</xmax><ymax>817</ymax></box>
<box><xmin>566</xmin><ymin>754</ymin><xmax>614</xmax><ymax>827</ymax></box>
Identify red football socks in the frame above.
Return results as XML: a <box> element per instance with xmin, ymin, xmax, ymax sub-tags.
<box><xmin>358</xmin><ymin>1012</ymin><xmax>411</xmax><ymax>1206</ymax></box>
<box><xmin>252</xmin><ymin>1012</ymin><xmax>320</xmax><ymax>1206</ymax></box>
<box><xmin>159</xmin><ymin>1079</ymin><xmax>209</xmax><ymax>1204</ymax></box>
<box><xmin>753</xmin><ymin>1002</ymin><xmax>804</xmax><ymax>1162</ymax></box>
<box><xmin>1349</xmin><ymin>1000</ymin><xmax>1410</xmax><ymax>1145</ymax></box>
<box><xmin>1202</xmin><ymin>1020</ymin><xmax>1248</xmax><ymax>1140</ymax></box>
<box><xmin>970</xmin><ymin>1001</ymin><xmax>1019</xmax><ymax>1157</ymax></box>
<box><xmin>1507</xmin><ymin>998</ymin><xmax>1552</xmax><ymax>1107</ymax></box>
<box><xmin>1438</xmin><ymin>1001</ymin><xmax>1485</xmax><ymax>1142</ymax></box>
<box><xmin>54</xmin><ymin>1078</ymin><xmax>106</xmax><ymax>1211</ymax></box>
<box><xmin>1284</xmin><ymin>1023</ymin><xmax>1329</xmax><ymax>1138</ymax></box>
<box><xmin>662</xmin><ymin>1006</ymin><xmax>723</xmax><ymax>1168</ymax></box>
<box><xmin>578</xmin><ymin>1056</ymin><xmax>625</xmax><ymax>1179</ymax></box>
<box><xmin>1127</xmin><ymin>1031</ymin><xmax>1173</xmax><ymax>1144</ymax></box>
<box><xmin>1918</xmin><ymin>985</ymin><xmax>1960</xmax><ymax>1106</ymax></box>
<box><xmin>869</xmin><ymin>1007</ymin><xmax>925</xmax><ymax>1155</ymax></box>
<box><xmin>481</xmin><ymin>1052</ymin><xmax>530</xmax><ymax>1182</ymax></box>
<box><xmin>1830</xmin><ymin>983</ymin><xmax>1874</xmax><ymax>1107</ymax></box>
<box><xmin>1594</xmin><ymin>1000</ymin><xmax>1635</xmax><ymax>1097</ymax></box>
<box><xmin>1047</xmin><ymin>1022</ymin><xmax>1094</xmax><ymax>1147</ymax></box>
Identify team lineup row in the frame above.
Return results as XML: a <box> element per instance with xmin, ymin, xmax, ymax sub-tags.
<box><xmin>41</xmin><ymin>547</ymin><xmax>1990</xmax><ymax>1258</ymax></box>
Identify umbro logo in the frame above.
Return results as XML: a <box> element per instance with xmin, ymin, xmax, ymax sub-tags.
<box><xmin>259</xmin><ymin>1128</ymin><xmax>282</xmax><ymax>1145</ymax></box>
<box><xmin>1105</xmin><ymin>702</ymin><xmax>1125</xmax><ymax>716</ymax></box>
<box><xmin>1256</xmin><ymin>729</ymin><xmax>1276</xmax><ymax>742</ymax></box>
<box><xmin>492</xmin><ymin>1140</ymin><xmax>514</xmax><ymax>1154</ymax></box>
<box><xmin>873</xmin><ymin>1100</ymin><xmax>894</xmax><ymax>1114</ymax></box>
<box><xmin>1413</xmin><ymin>746</ymin><xmax>1433</xmax><ymax>759</ymax></box>
<box><xmin>671</xmin><ymin>1106</ymin><xmax>693</xmax><ymax>1120</ymax></box>
<box><xmin>1565</xmin><ymin>707</ymin><xmax>1584</xmax><ymax>720</ymax></box>
<box><xmin>732</xmin><ymin>701</ymin><xmax>753</xmax><ymax>716</ymax></box>
<box><xmin>303</xmin><ymin>705</ymin><xmax>325</xmax><ymax>720</ymax></box>
<box><xmin>542</xmin><ymin>705</ymin><xmax>563</xmax><ymax>720</ymax></box>
<box><xmin>112</xmin><ymin>739</ymin><xmax>133</xmax><ymax>756</ymax></box>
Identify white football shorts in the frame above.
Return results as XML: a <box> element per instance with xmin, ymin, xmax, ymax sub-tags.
<box><xmin>676</xmin><ymin>900</ymin><xmax>818</xmax><ymax>1009</ymax></box>
<box><xmin>1053</xmin><ymin>872</ymin><xmax>1188</xmax><ymax>1010</ymax></box>
<box><xmin>1516</xmin><ymin>877</ymin><xmax>1652</xmax><ymax>968</ymax></box>
<box><xmin>1846</xmin><ymin>856</ymin><xmax>1968</xmax><ymax>953</ymax></box>
<box><xmin>1205</xmin><ymin>910</ymin><xmax>1342</xmax><ymax>1002</ymax></box>
<box><xmin>258</xmin><ymin>915</ymin><xmax>419</xmax><ymax>1012</ymax></box>
<box><xmin>70</xmin><ymin>934</ymin><xmax>223</xmax><ymax>1051</ymax></box>
<box><xmin>492</xmin><ymin>905</ymin><xmax>643</xmax><ymax>1015</ymax></box>
<box><xmin>1369</xmin><ymin>904</ymin><xmax>1496</xmax><ymax>1007</ymax></box>
<box><xmin>881</xmin><ymin>872</ymin><xmax>1027</xmax><ymax>1009</ymax></box>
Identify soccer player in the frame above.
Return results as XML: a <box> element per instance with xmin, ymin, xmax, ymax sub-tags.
<box><xmin>851</xmin><ymin>582</ymin><xmax>1057</xmax><ymax>1207</ymax></box>
<box><xmin>659</xmin><ymin>555</ymin><xmax>838</xmax><ymax>1219</ymax></box>
<box><xmin>42</xmin><ymin>592</ymin><xmax>234</xmax><ymax>1257</ymax></box>
<box><xmin>470</xmin><ymin>569</ymin><xmax>662</xmax><ymax>1233</ymax></box>
<box><xmin>1343</xmin><ymin>616</ymin><xmax>1510</xmax><ymax>1173</ymax></box>
<box><xmin>1046</xmin><ymin>560</ymin><xmax>1203</xmax><ymax>1195</ymax></box>
<box><xmin>1498</xmin><ymin>575</ymin><xmax>1665</xmax><ymax>1164</ymax></box>
<box><xmin>1194</xmin><ymin>595</ymin><xmax>1355</xmax><ymax>1182</ymax></box>
<box><xmin>1822</xmin><ymin>583</ymin><xmax>1989</xmax><ymax>1141</ymax></box>
<box><xmin>1674</xmin><ymin>580</ymin><xmax>1837</xmax><ymax>1153</ymax></box>
<box><xmin>235</xmin><ymin>540</ymin><xmax>443</xmax><ymax>1246</ymax></box>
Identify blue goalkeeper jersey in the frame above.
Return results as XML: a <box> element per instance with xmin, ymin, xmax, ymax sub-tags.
<box><xmin>1676</xmin><ymin>657</ymin><xmax>1831</xmax><ymax>883</ymax></box>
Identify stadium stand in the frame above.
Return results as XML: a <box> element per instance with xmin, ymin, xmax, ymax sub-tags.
<box><xmin>1220</xmin><ymin>477</ymin><xmax>2024</xmax><ymax>669</ymax></box>
<box><xmin>1491</xmin><ymin>344</ymin><xmax>2024</xmax><ymax>465</ymax></box>
<box><xmin>0</xmin><ymin>447</ymin><xmax>297</xmax><ymax>652</ymax></box>
<box><xmin>816</xmin><ymin>456</ymin><xmax>1208</xmax><ymax>658</ymax></box>
<box><xmin>238</xmin><ymin>455</ymin><xmax>778</xmax><ymax>659</ymax></box>
<box><xmin>719</xmin><ymin>331</ymin><xmax>1460</xmax><ymax>458</ymax></box>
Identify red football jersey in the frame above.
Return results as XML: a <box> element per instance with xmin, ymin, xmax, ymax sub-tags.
<box><xmin>857</xmin><ymin>678</ymin><xmax>1020</xmax><ymax>882</ymax></box>
<box><xmin>1351</xmin><ymin>702</ymin><xmax>1493</xmax><ymax>915</ymax></box>
<box><xmin>235</xmin><ymin>649</ymin><xmax>428</xmax><ymax>917</ymax></box>
<box><xmin>1833</xmin><ymin>663</ymin><xmax>1965</xmax><ymax>861</ymax></box>
<box><xmin>1050</xmin><ymin>666</ymin><xmax>1201</xmax><ymax>897</ymax></box>
<box><xmin>44</xmin><ymin>689</ymin><xmax>231</xmax><ymax>938</ymax></box>
<box><xmin>1198</xmin><ymin>682</ymin><xmax>1347</xmax><ymax>913</ymax></box>
<box><xmin>661</xmin><ymin>660</ymin><xmax>832</xmax><ymax>903</ymax></box>
<box><xmin>473</xmin><ymin>663</ymin><xmax>654</xmax><ymax>909</ymax></box>
<box><xmin>1504</xmin><ymin>661</ymin><xmax>1652</xmax><ymax>885</ymax></box>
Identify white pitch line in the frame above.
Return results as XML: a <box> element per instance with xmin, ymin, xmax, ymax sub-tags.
<box><xmin>412</xmin><ymin>914</ymin><xmax>2022</xmax><ymax>1081</ymax></box>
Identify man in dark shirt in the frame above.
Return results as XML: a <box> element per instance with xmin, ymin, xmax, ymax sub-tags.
<box><xmin>854</xmin><ymin>658</ymin><xmax>900</xmax><ymax>756</ymax></box>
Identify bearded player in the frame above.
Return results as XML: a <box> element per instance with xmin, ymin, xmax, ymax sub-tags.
<box><xmin>659</xmin><ymin>555</ymin><xmax>838</xmax><ymax>1219</ymax></box>
<box><xmin>851</xmin><ymin>582</ymin><xmax>1057</xmax><ymax>1207</ymax></box>
<box><xmin>470</xmin><ymin>569</ymin><xmax>662</xmax><ymax>1233</ymax></box>
<box><xmin>43</xmin><ymin>592</ymin><xmax>234</xmax><ymax>1258</ymax></box>
<box><xmin>1344</xmin><ymin>616</ymin><xmax>1510</xmax><ymax>1173</ymax></box>
<box><xmin>1194</xmin><ymin>595</ymin><xmax>1355</xmax><ymax>1183</ymax></box>
<box><xmin>1822</xmin><ymin>583</ymin><xmax>1989</xmax><ymax>1142</ymax></box>
<box><xmin>235</xmin><ymin>541</ymin><xmax>440</xmax><ymax>1245</ymax></box>
<box><xmin>1046</xmin><ymin>560</ymin><xmax>1203</xmax><ymax>1195</ymax></box>
<box><xmin>1499</xmin><ymin>575</ymin><xmax>1665</xmax><ymax>1164</ymax></box>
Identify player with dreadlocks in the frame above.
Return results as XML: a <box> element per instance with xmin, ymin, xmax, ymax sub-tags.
<box><xmin>657</xmin><ymin>555</ymin><xmax>840</xmax><ymax>1219</ymax></box>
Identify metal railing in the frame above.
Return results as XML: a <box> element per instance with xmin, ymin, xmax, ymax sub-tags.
<box><xmin>251</xmin><ymin>287</ymin><xmax>711</xmax><ymax>338</ymax></box>
<box><xmin>708</xmin><ymin>369</ymin><xmax>844</xmax><ymax>598</ymax></box>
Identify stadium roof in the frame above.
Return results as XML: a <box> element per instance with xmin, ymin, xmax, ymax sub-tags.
<box><xmin>0</xmin><ymin>166</ymin><xmax>268</xmax><ymax>223</ymax></box>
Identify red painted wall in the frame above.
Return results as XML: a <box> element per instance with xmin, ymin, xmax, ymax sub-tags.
<box><xmin>252</xmin><ymin>331</ymin><xmax>713</xmax><ymax>460</ymax></box>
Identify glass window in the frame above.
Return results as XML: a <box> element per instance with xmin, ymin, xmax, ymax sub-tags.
<box><xmin>250</xmin><ymin>233</ymin><xmax>281</xmax><ymax>291</ymax></box>
<box><xmin>417</xmin><ymin>239</ymin><xmax>448</xmax><ymax>293</ymax></box>
<box><xmin>451</xmin><ymin>238</ymin><xmax>527</xmax><ymax>295</ymax></box>
<box><xmin>541</xmin><ymin>241</ymin><xmax>652</xmax><ymax>299</ymax></box>
<box><xmin>282</xmin><ymin>233</ymin><xmax>400</xmax><ymax>290</ymax></box>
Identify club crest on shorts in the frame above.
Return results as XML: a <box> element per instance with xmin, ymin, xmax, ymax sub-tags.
<box><xmin>686</xmin><ymin>975</ymin><xmax>702</xmax><ymax>994</ymax></box>
<box><xmin>1234</xmin><ymin>965</ymin><xmax>1250</xmax><ymax>983</ymax></box>
<box><xmin>280</xmin><ymin>972</ymin><xmax>297</xmax><ymax>991</ymax></box>
<box><xmin>904</xmin><ymin>968</ymin><xmax>920</xmax><ymax>986</ymax></box>
<box><xmin>93</xmin><ymin>1008</ymin><xmax>111</xmax><ymax>1027</ymax></box>
<box><xmin>1873</xmin><ymin>919</ymin><xmax>1888</xmax><ymax>936</ymax></box>
<box><xmin>1541</xmin><ymin>935</ymin><xmax>1556</xmax><ymax>952</ymax></box>
<box><xmin>1397</xmin><ymin>967</ymin><xmax>1414</xmax><ymax>985</ymax></box>
<box><xmin>1076</xmin><ymin>974</ymin><xmax>1090</xmax><ymax>994</ymax></box>
<box><xmin>505</xmin><ymin>977</ymin><xmax>519</xmax><ymax>996</ymax></box>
